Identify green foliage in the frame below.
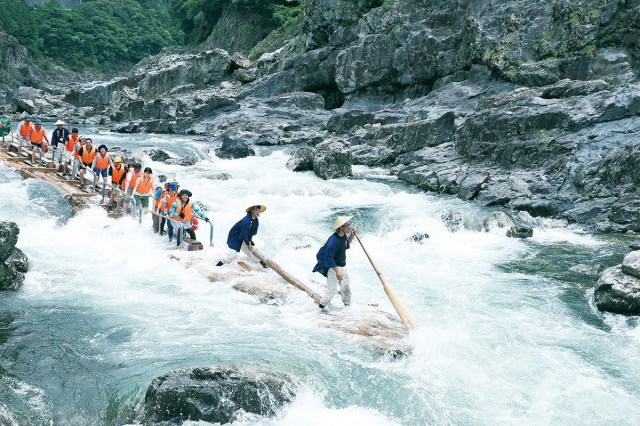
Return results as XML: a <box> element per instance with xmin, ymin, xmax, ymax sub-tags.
<box><xmin>170</xmin><ymin>0</ymin><xmax>301</xmax><ymax>45</ymax></box>
<box><xmin>1</xmin><ymin>0</ymin><xmax>181</xmax><ymax>72</ymax></box>
<box><xmin>0</xmin><ymin>0</ymin><xmax>39</xmax><ymax>54</ymax></box>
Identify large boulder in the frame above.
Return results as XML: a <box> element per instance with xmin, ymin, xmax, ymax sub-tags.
<box><xmin>286</xmin><ymin>147</ymin><xmax>314</xmax><ymax>172</ymax></box>
<box><xmin>141</xmin><ymin>365</ymin><xmax>297</xmax><ymax>424</ymax></box>
<box><xmin>216</xmin><ymin>130</ymin><xmax>256</xmax><ymax>159</ymax></box>
<box><xmin>594</xmin><ymin>264</ymin><xmax>640</xmax><ymax>315</ymax></box>
<box><xmin>0</xmin><ymin>222</ymin><xmax>28</xmax><ymax>291</ymax></box>
<box><xmin>312</xmin><ymin>140</ymin><xmax>352</xmax><ymax>179</ymax></box>
<box><xmin>0</xmin><ymin>221</ymin><xmax>19</xmax><ymax>263</ymax></box>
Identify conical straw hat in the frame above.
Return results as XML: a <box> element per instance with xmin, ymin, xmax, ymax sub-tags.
<box><xmin>246</xmin><ymin>204</ymin><xmax>267</xmax><ymax>213</ymax></box>
<box><xmin>333</xmin><ymin>215</ymin><xmax>353</xmax><ymax>230</ymax></box>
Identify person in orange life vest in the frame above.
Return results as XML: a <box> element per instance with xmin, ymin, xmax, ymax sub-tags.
<box><xmin>16</xmin><ymin>115</ymin><xmax>32</xmax><ymax>147</ymax></box>
<box><xmin>50</xmin><ymin>120</ymin><xmax>69</xmax><ymax>164</ymax></box>
<box><xmin>132</xmin><ymin>167</ymin><xmax>154</xmax><ymax>213</ymax></box>
<box><xmin>216</xmin><ymin>205</ymin><xmax>268</xmax><ymax>268</ymax></box>
<box><xmin>71</xmin><ymin>136</ymin><xmax>86</xmax><ymax>179</ymax></box>
<box><xmin>168</xmin><ymin>189</ymin><xmax>209</xmax><ymax>249</ymax></box>
<box><xmin>91</xmin><ymin>144</ymin><xmax>112</xmax><ymax>192</ymax></box>
<box><xmin>152</xmin><ymin>182</ymin><xmax>171</xmax><ymax>233</ymax></box>
<box><xmin>27</xmin><ymin>119</ymin><xmax>50</xmax><ymax>162</ymax></box>
<box><xmin>120</xmin><ymin>163</ymin><xmax>141</xmax><ymax>214</ymax></box>
<box><xmin>62</xmin><ymin>128</ymin><xmax>80</xmax><ymax>176</ymax></box>
<box><xmin>76</xmin><ymin>138</ymin><xmax>96</xmax><ymax>189</ymax></box>
<box><xmin>107</xmin><ymin>157</ymin><xmax>125</xmax><ymax>210</ymax></box>
<box><xmin>159</xmin><ymin>182</ymin><xmax>179</xmax><ymax>240</ymax></box>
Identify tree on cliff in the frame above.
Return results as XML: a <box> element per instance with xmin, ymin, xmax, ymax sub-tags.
<box><xmin>170</xmin><ymin>0</ymin><xmax>300</xmax><ymax>45</ymax></box>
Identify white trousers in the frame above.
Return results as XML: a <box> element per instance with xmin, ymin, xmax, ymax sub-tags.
<box><xmin>320</xmin><ymin>266</ymin><xmax>351</xmax><ymax>307</ymax></box>
<box><xmin>221</xmin><ymin>242</ymin><xmax>262</xmax><ymax>264</ymax></box>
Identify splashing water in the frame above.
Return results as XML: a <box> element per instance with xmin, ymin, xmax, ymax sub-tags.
<box><xmin>1</xmin><ymin>130</ymin><xmax>639</xmax><ymax>425</ymax></box>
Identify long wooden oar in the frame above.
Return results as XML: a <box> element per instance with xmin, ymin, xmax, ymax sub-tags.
<box><xmin>251</xmin><ymin>250</ymin><xmax>322</xmax><ymax>302</ymax></box>
<box><xmin>353</xmin><ymin>230</ymin><xmax>415</xmax><ymax>330</ymax></box>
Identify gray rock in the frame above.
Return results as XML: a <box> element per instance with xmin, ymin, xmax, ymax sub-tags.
<box><xmin>0</xmin><ymin>221</ymin><xmax>19</xmax><ymax>263</ymax></box>
<box><xmin>483</xmin><ymin>211</ymin><xmax>516</xmax><ymax>232</ymax></box>
<box><xmin>409</xmin><ymin>232</ymin><xmax>429</xmax><ymax>242</ymax></box>
<box><xmin>569</xmin><ymin>263</ymin><xmax>606</xmax><ymax>278</ymax></box>
<box><xmin>506</xmin><ymin>226</ymin><xmax>533</xmax><ymax>238</ymax></box>
<box><xmin>440</xmin><ymin>209</ymin><xmax>463</xmax><ymax>233</ymax></box>
<box><xmin>621</xmin><ymin>250</ymin><xmax>640</xmax><ymax>279</ymax></box>
<box><xmin>141</xmin><ymin>365</ymin><xmax>296</xmax><ymax>424</ymax></box>
<box><xmin>5</xmin><ymin>248</ymin><xmax>29</xmax><ymax>273</ymax></box>
<box><xmin>146</xmin><ymin>149</ymin><xmax>171</xmax><ymax>162</ymax></box>
<box><xmin>0</xmin><ymin>262</ymin><xmax>23</xmax><ymax>291</ymax></box>
<box><xmin>166</xmin><ymin>155</ymin><xmax>198</xmax><ymax>167</ymax></box>
<box><xmin>286</xmin><ymin>147</ymin><xmax>314</xmax><ymax>172</ymax></box>
<box><xmin>325</xmin><ymin>110</ymin><xmax>376</xmax><ymax>134</ymax></box>
<box><xmin>312</xmin><ymin>140</ymin><xmax>352</xmax><ymax>180</ymax></box>
<box><xmin>594</xmin><ymin>265</ymin><xmax>640</xmax><ymax>315</ymax></box>
<box><xmin>216</xmin><ymin>131</ymin><xmax>256</xmax><ymax>159</ymax></box>
<box><xmin>629</xmin><ymin>240</ymin><xmax>640</xmax><ymax>251</ymax></box>
<box><xmin>458</xmin><ymin>173</ymin><xmax>488</xmax><ymax>201</ymax></box>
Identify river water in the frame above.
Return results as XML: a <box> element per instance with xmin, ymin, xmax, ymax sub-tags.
<box><xmin>1</xmin><ymin>130</ymin><xmax>639</xmax><ymax>425</ymax></box>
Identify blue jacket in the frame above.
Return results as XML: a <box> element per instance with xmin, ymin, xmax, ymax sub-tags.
<box><xmin>51</xmin><ymin>127</ymin><xmax>69</xmax><ymax>147</ymax></box>
<box><xmin>227</xmin><ymin>214</ymin><xmax>258</xmax><ymax>252</ymax></box>
<box><xmin>312</xmin><ymin>233</ymin><xmax>350</xmax><ymax>276</ymax></box>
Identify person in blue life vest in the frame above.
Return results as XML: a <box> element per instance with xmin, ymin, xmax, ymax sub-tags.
<box><xmin>216</xmin><ymin>204</ymin><xmax>268</xmax><ymax>268</ymax></box>
<box><xmin>312</xmin><ymin>215</ymin><xmax>357</xmax><ymax>309</ymax></box>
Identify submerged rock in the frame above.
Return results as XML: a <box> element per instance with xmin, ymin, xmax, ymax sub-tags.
<box><xmin>141</xmin><ymin>365</ymin><xmax>297</xmax><ymax>425</ymax></box>
<box><xmin>506</xmin><ymin>226</ymin><xmax>533</xmax><ymax>238</ymax></box>
<box><xmin>440</xmin><ymin>209</ymin><xmax>463</xmax><ymax>233</ymax></box>
<box><xmin>570</xmin><ymin>263</ymin><xmax>606</xmax><ymax>279</ymax></box>
<box><xmin>409</xmin><ymin>232</ymin><xmax>430</xmax><ymax>242</ymax></box>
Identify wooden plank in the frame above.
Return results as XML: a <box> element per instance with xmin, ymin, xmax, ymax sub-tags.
<box><xmin>24</xmin><ymin>167</ymin><xmax>56</xmax><ymax>173</ymax></box>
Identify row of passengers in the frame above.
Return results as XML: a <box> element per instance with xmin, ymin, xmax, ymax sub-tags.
<box><xmin>150</xmin><ymin>182</ymin><xmax>209</xmax><ymax>248</ymax></box>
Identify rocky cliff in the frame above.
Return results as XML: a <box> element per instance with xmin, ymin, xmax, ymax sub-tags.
<box><xmin>3</xmin><ymin>0</ymin><xmax>640</xmax><ymax>232</ymax></box>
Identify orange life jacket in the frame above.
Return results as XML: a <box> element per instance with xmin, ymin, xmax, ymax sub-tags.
<box><xmin>163</xmin><ymin>192</ymin><xmax>177</xmax><ymax>213</ymax></box>
<box><xmin>136</xmin><ymin>175</ymin><xmax>153</xmax><ymax>194</ymax></box>
<box><xmin>94</xmin><ymin>153</ymin><xmax>109</xmax><ymax>169</ymax></box>
<box><xmin>29</xmin><ymin>127</ymin><xmax>45</xmax><ymax>143</ymax></box>
<box><xmin>65</xmin><ymin>134</ymin><xmax>79</xmax><ymax>151</ymax></box>
<box><xmin>80</xmin><ymin>146</ymin><xmax>96</xmax><ymax>164</ymax></box>
<box><xmin>73</xmin><ymin>142</ymin><xmax>85</xmax><ymax>158</ymax></box>
<box><xmin>124</xmin><ymin>171</ymin><xmax>140</xmax><ymax>190</ymax></box>
<box><xmin>19</xmin><ymin>120</ymin><xmax>32</xmax><ymax>137</ymax></box>
<box><xmin>111</xmin><ymin>164</ymin><xmax>125</xmax><ymax>184</ymax></box>
<box><xmin>170</xmin><ymin>200</ymin><xmax>192</xmax><ymax>221</ymax></box>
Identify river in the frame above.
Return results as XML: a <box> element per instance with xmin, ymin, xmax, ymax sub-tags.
<box><xmin>1</xmin><ymin>130</ymin><xmax>639</xmax><ymax>425</ymax></box>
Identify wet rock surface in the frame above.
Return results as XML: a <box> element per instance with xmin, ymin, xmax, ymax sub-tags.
<box><xmin>0</xmin><ymin>222</ymin><xmax>29</xmax><ymax>291</ymax></box>
<box><xmin>141</xmin><ymin>365</ymin><xmax>297</xmax><ymax>425</ymax></box>
<box><xmin>594</xmin><ymin>262</ymin><xmax>640</xmax><ymax>315</ymax></box>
